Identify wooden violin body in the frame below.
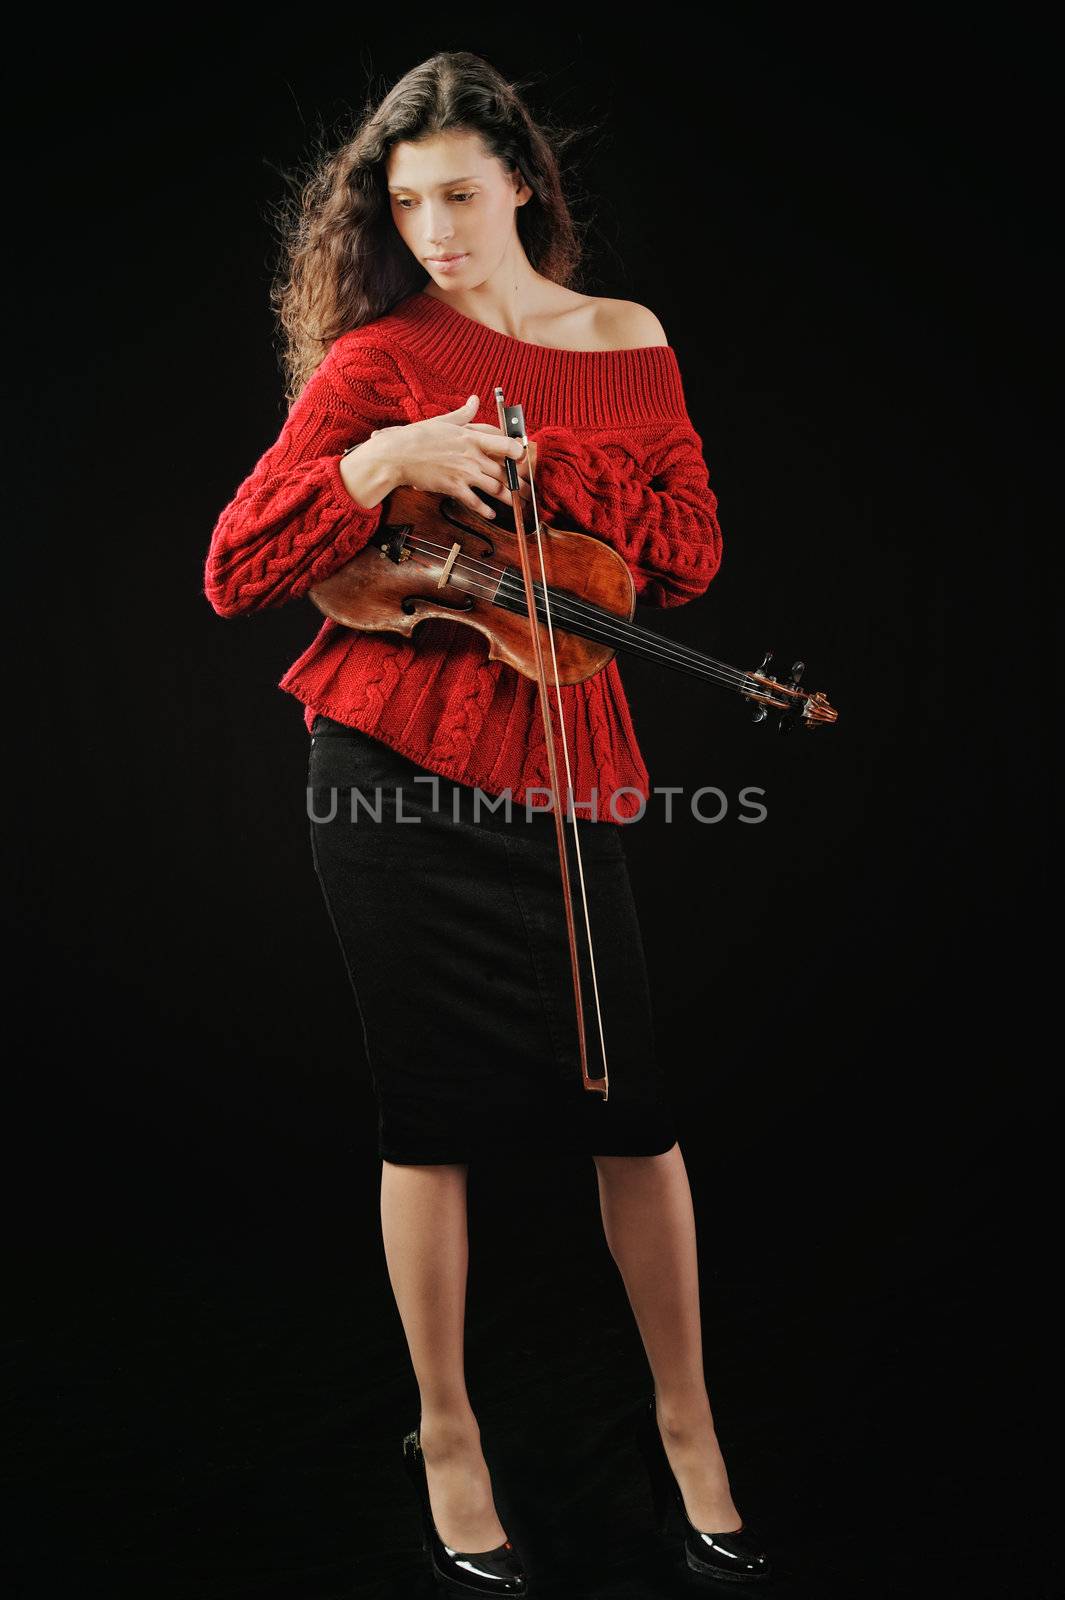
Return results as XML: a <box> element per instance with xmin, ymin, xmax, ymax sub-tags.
<box><xmin>310</xmin><ymin>484</ymin><xmax>630</xmax><ymax>686</ymax></box>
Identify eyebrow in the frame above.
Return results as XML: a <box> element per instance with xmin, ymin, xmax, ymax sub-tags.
<box><xmin>387</xmin><ymin>175</ymin><xmax>482</xmax><ymax>193</ymax></box>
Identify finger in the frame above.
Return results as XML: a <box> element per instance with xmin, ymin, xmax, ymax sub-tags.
<box><xmin>465</xmin><ymin>427</ymin><xmax>526</xmax><ymax>460</ymax></box>
<box><xmin>469</xmin><ymin>467</ymin><xmax>512</xmax><ymax>500</ymax></box>
<box><xmin>454</xmin><ymin>486</ymin><xmax>496</xmax><ymax>518</ymax></box>
<box><xmin>467</xmin><ymin>422</ymin><xmax>523</xmax><ymax>442</ymax></box>
<box><xmin>480</xmin><ymin>443</ymin><xmax>528</xmax><ymax>470</ymax></box>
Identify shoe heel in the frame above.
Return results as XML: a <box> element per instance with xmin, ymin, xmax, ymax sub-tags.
<box><xmin>634</xmin><ymin>1395</ymin><xmax>683</xmax><ymax>1538</ymax></box>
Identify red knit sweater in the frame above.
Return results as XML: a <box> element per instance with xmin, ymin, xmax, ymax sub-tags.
<box><xmin>204</xmin><ymin>290</ymin><xmax>723</xmax><ymax>822</ymax></box>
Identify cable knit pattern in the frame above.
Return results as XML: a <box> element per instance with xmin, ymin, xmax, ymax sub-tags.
<box><xmin>529</xmin><ymin>426</ymin><xmax>722</xmax><ymax>607</ymax></box>
<box><xmin>203</xmin><ymin>289</ymin><xmax>723</xmax><ymax>822</ymax></box>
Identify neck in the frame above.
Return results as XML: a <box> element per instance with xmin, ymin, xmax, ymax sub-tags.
<box><xmin>422</xmin><ymin>260</ymin><xmax>556</xmax><ymax>342</ymax></box>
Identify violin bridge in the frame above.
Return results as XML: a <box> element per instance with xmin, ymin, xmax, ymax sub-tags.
<box><xmin>437</xmin><ymin>541</ymin><xmax>462</xmax><ymax>589</ymax></box>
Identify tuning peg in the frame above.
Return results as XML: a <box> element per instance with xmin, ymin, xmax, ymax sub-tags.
<box><xmin>751</xmin><ymin>649</ymin><xmax>773</xmax><ymax>723</ymax></box>
<box><xmin>788</xmin><ymin>660</ymin><xmax>805</xmax><ymax>685</ymax></box>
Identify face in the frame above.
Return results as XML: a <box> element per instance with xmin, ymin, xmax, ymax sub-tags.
<box><xmin>385</xmin><ymin>128</ymin><xmax>531</xmax><ymax>286</ymax></box>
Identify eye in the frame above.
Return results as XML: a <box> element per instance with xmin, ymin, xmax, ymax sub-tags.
<box><xmin>393</xmin><ymin>192</ymin><xmax>475</xmax><ymax>209</ymax></box>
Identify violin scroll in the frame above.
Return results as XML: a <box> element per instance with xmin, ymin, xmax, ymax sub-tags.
<box><xmin>746</xmin><ymin>648</ymin><xmax>839</xmax><ymax>733</ymax></box>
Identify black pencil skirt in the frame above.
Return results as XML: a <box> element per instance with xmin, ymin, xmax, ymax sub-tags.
<box><xmin>306</xmin><ymin>713</ymin><xmax>678</xmax><ymax>1164</ymax></box>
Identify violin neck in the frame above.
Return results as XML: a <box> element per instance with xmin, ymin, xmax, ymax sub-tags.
<box><xmin>495</xmin><ymin>567</ymin><xmax>752</xmax><ymax>697</ymax></box>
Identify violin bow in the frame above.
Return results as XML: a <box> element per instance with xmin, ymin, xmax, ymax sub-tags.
<box><xmin>494</xmin><ymin>388</ymin><xmax>609</xmax><ymax>1100</ymax></box>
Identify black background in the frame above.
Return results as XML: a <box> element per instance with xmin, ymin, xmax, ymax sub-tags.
<box><xmin>9</xmin><ymin>15</ymin><xmax>1056</xmax><ymax>1599</ymax></box>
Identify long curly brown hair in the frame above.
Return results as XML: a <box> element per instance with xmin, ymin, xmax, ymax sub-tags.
<box><xmin>268</xmin><ymin>51</ymin><xmax>598</xmax><ymax>408</ymax></box>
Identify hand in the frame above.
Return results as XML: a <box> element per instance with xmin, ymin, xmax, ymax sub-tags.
<box><xmin>366</xmin><ymin>395</ymin><xmax>528</xmax><ymax>520</ymax></box>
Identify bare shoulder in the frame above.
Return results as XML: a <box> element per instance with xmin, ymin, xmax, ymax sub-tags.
<box><xmin>592</xmin><ymin>297</ymin><xmax>670</xmax><ymax>350</ymax></box>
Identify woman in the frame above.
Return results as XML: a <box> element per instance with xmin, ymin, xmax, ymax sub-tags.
<box><xmin>204</xmin><ymin>50</ymin><xmax>771</xmax><ymax>1596</ymax></box>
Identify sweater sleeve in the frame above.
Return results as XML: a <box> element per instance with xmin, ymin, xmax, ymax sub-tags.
<box><xmin>527</xmin><ymin>419</ymin><xmax>723</xmax><ymax>608</ymax></box>
<box><xmin>204</xmin><ymin>340</ymin><xmax>407</xmax><ymax>618</ymax></box>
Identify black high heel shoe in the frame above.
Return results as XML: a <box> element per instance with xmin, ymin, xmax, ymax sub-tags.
<box><xmin>401</xmin><ymin>1424</ymin><xmax>529</xmax><ymax>1597</ymax></box>
<box><xmin>635</xmin><ymin>1393</ymin><xmax>772</xmax><ymax>1584</ymax></box>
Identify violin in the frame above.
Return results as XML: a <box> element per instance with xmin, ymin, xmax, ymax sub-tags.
<box><xmin>310</xmin><ymin>476</ymin><xmax>839</xmax><ymax>729</ymax></box>
<box><xmin>310</xmin><ymin>392</ymin><xmax>838</xmax><ymax>1099</ymax></box>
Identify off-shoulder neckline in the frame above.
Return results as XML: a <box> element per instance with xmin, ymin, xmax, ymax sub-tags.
<box><xmin>348</xmin><ymin>290</ymin><xmax>689</xmax><ymax>426</ymax></box>
<box><xmin>412</xmin><ymin>290</ymin><xmax>676</xmax><ymax>358</ymax></box>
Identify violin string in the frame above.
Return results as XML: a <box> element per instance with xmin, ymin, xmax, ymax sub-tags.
<box><xmin>492</xmin><ymin>567</ymin><xmax>752</xmax><ymax>689</ymax></box>
<box><xmin>401</xmin><ymin>531</ymin><xmax>756</xmax><ymax>693</ymax></box>
<box><xmin>520</xmin><ymin>447</ymin><xmax>612</xmax><ymax>1092</ymax></box>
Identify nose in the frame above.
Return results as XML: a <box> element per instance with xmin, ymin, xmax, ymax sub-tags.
<box><xmin>425</xmin><ymin>205</ymin><xmax>455</xmax><ymax>250</ymax></box>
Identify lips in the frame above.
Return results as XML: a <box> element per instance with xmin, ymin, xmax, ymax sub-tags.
<box><xmin>427</xmin><ymin>253</ymin><xmax>466</xmax><ymax>262</ymax></box>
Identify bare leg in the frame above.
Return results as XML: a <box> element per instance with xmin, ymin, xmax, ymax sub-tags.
<box><xmin>593</xmin><ymin>1142</ymin><xmax>744</xmax><ymax>1532</ymax></box>
<box><xmin>380</xmin><ymin>1158</ymin><xmax>508</xmax><ymax>1550</ymax></box>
